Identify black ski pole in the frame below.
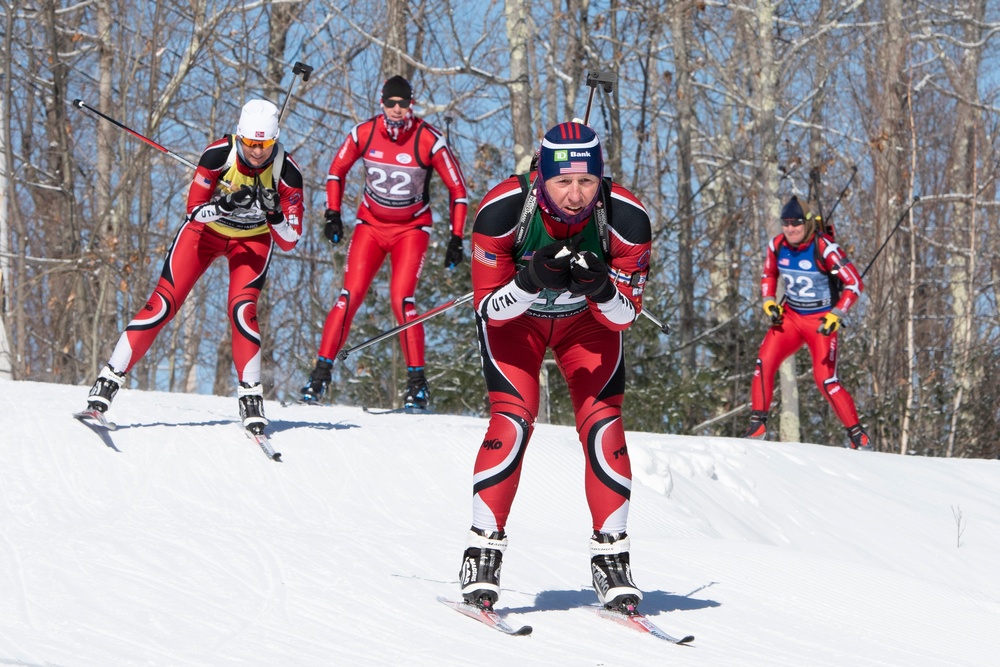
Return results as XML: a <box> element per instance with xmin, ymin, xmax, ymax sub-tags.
<box><xmin>278</xmin><ymin>61</ymin><xmax>313</xmax><ymax>124</ymax></box>
<box><xmin>582</xmin><ymin>70</ymin><xmax>672</xmax><ymax>335</ymax></box>
<box><xmin>825</xmin><ymin>165</ymin><xmax>858</xmax><ymax>225</ymax></box>
<box><xmin>337</xmin><ymin>291</ymin><xmax>474</xmax><ymax>361</ymax></box>
<box><xmin>73</xmin><ymin>99</ymin><xmax>199</xmax><ymax>171</ymax></box>
<box><xmin>809</xmin><ymin>168</ymin><xmax>826</xmax><ymax>221</ymax></box>
<box><xmin>640</xmin><ymin>309</ymin><xmax>672</xmax><ymax>335</ymax></box>
<box><xmin>583</xmin><ymin>70</ymin><xmax>617</xmax><ymax>125</ymax></box>
<box><xmin>861</xmin><ymin>196</ymin><xmax>920</xmax><ymax>279</ymax></box>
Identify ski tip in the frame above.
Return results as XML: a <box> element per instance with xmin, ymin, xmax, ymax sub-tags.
<box><xmin>271</xmin><ymin>453</ymin><xmax>283</xmax><ymax>462</ymax></box>
<box><xmin>677</xmin><ymin>635</ymin><xmax>695</xmax><ymax>645</ymax></box>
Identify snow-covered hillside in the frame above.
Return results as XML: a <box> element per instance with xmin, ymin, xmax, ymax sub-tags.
<box><xmin>2</xmin><ymin>379</ymin><xmax>998</xmax><ymax>666</ymax></box>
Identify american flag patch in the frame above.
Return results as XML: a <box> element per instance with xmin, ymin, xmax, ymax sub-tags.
<box><xmin>559</xmin><ymin>161</ymin><xmax>589</xmax><ymax>174</ymax></box>
<box><xmin>369</xmin><ymin>149</ymin><xmax>383</xmax><ymax>158</ymax></box>
<box><xmin>473</xmin><ymin>245</ymin><xmax>497</xmax><ymax>267</ymax></box>
<box><xmin>198</xmin><ymin>176</ymin><xmax>213</xmax><ymax>187</ymax></box>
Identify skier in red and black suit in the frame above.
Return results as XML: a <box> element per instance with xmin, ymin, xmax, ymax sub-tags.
<box><xmin>456</xmin><ymin>122</ymin><xmax>652</xmax><ymax>614</ymax></box>
<box><xmin>300</xmin><ymin>75</ymin><xmax>469</xmax><ymax>411</ymax></box>
<box><xmin>742</xmin><ymin>195</ymin><xmax>871</xmax><ymax>450</ymax></box>
<box><xmin>84</xmin><ymin>99</ymin><xmax>305</xmax><ymax>433</ymax></box>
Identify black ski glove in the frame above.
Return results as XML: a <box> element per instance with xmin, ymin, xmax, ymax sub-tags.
<box><xmin>216</xmin><ymin>185</ymin><xmax>256</xmax><ymax>213</ymax></box>
<box><xmin>323</xmin><ymin>209</ymin><xmax>343</xmax><ymax>245</ymax></box>
<box><xmin>569</xmin><ymin>251</ymin><xmax>617</xmax><ymax>302</ymax></box>
<box><xmin>257</xmin><ymin>187</ymin><xmax>282</xmax><ymax>224</ymax></box>
<box><xmin>444</xmin><ymin>234</ymin><xmax>464</xmax><ymax>268</ymax></box>
<box><xmin>514</xmin><ymin>240</ymin><xmax>574</xmax><ymax>293</ymax></box>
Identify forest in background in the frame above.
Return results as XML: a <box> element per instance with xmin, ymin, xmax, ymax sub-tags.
<box><xmin>1</xmin><ymin>0</ymin><xmax>998</xmax><ymax>457</ymax></box>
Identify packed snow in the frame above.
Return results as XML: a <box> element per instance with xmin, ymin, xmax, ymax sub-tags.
<box><xmin>1</xmin><ymin>378</ymin><xmax>998</xmax><ymax>666</ymax></box>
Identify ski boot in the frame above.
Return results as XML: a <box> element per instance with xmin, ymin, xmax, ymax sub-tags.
<box><xmin>87</xmin><ymin>365</ymin><xmax>126</xmax><ymax>413</ymax></box>
<box><xmin>300</xmin><ymin>358</ymin><xmax>333</xmax><ymax>404</ymax></box>
<box><xmin>847</xmin><ymin>424</ymin><xmax>873</xmax><ymax>451</ymax></box>
<box><xmin>459</xmin><ymin>527</ymin><xmax>507</xmax><ymax>609</ymax></box>
<box><xmin>590</xmin><ymin>531</ymin><xmax>643</xmax><ymax>613</ymax></box>
<box><xmin>403</xmin><ymin>367</ymin><xmax>430</xmax><ymax>413</ymax></box>
<box><xmin>238</xmin><ymin>382</ymin><xmax>268</xmax><ymax>435</ymax></box>
<box><xmin>742</xmin><ymin>410</ymin><xmax>768</xmax><ymax>440</ymax></box>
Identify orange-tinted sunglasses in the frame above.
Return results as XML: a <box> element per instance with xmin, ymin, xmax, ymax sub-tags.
<box><xmin>238</xmin><ymin>135</ymin><xmax>276</xmax><ymax>149</ymax></box>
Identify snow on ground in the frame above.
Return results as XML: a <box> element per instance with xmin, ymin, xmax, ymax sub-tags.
<box><xmin>1</xmin><ymin>378</ymin><xmax>998</xmax><ymax>666</ymax></box>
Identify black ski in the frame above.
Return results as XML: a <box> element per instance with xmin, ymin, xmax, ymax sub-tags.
<box><xmin>362</xmin><ymin>406</ymin><xmax>433</xmax><ymax>415</ymax></box>
<box><xmin>437</xmin><ymin>596</ymin><xmax>532</xmax><ymax>636</ymax></box>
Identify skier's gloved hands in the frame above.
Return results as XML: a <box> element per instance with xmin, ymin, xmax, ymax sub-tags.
<box><xmin>323</xmin><ymin>209</ymin><xmax>343</xmax><ymax>245</ymax></box>
<box><xmin>514</xmin><ymin>240</ymin><xmax>574</xmax><ymax>293</ymax></box>
<box><xmin>817</xmin><ymin>310</ymin><xmax>841</xmax><ymax>336</ymax></box>
<box><xmin>257</xmin><ymin>187</ymin><xmax>282</xmax><ymax>224</ymax></box>
<box><xmin>257</xmin><ymin>187</ymin><xmax>279</xmax><ymax>212</ymax></box>
<box><xmin>763</xmin><ymin>299</ymin><xmax>784</xmax><ymax>326</ymax></box>
<box><xmin>444</xmin><ymin>234</ymin><xmax>464</xmax><ymax>268</ymax></box>
<box><xmin>569</xmin><ymin>251</ymin><xmax>616</xmax><ymax>302</ymax></box>
<box><xmin>216</xmin><ymin>185</ymin><xmax>256</xmax><ymax>213</ymax></box>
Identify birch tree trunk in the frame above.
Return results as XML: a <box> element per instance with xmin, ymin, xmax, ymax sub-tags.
<box><xmin>505</xmin><ymin>0</ymin><xmax>536</xmax><ymax>174</ymax></box>
<box><xmin>671</xmin><ymin>2</ymin><xmax>697</xmax><ymax>380</ymax></box>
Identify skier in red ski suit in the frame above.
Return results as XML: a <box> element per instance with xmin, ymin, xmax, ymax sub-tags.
<box><xmin>85</xmin><ymin>99</ymin><xmax>305</xmax><ymax>433</ymax></box>
<box><xmin>300</xmin><ymin>75</ymin><xmax>468</xmax><ymax>411</ymax></box>
<box><xmin>743</xmin><ymin>196</ymin><xmax>870</xmax><ymax>450</ymax></box>
<box><xmin>456</xmin><ymin>122</ymin><xmax>652</xmax><ymax>614</ymax></box>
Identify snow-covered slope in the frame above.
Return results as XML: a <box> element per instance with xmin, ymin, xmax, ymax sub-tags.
<box><xmin>2</xmin><ymin>379</ymin><xmax>998</xmax><ymax>666</ymax></box>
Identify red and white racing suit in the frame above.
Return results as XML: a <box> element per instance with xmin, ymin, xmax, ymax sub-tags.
<box><xmin>105</xmin><ymin>137</ymin><xmax>305</xmax><ymax>385</ymax></box>
<box><xmin>469</xmin><ymin>173</ymin><xmax>651</xmax><ymax>535</ymax></box>
<box><xmin>750</xmin><ymin>231</ymin><xmax>864</xmax><ymax>427</ymax></box>
<box><xmin>316</xmin><ymin>114</ymin><xmax>468</xmax><ymax>366</ymax></box>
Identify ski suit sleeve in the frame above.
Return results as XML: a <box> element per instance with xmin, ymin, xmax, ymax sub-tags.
<box><xmin>470</xmin><ymin>177</ymin><xmax>537</xmax><ymax>325</ymax></box>
<box><xmin>427</xmin><ymin>131</ymin><xmax>469</xmax><ymax>238</ymax></box>
<box><xmin>818</xmin><ymin>235</ymin><xmax>864</xmax><ymax>314</ymax></box>
<box><xmin>760</xmin><ymin>235</ymin><xmax>783</xmax><ymax>301</ymax></box>
<box><xmin>268</xmin><ymin>152</ymin><xmax>305</xmax><ymax>252</ymax></box>
<box><xmin>185</xmin><ymin>138</ymin><xmax>231</xmax><ymax>223</ymax></box>
<box><xmin>325</xmin><ymin>123</ymin><xmax>366</xmax><ymax>213</ymax></box>
<box><xmin>586</xmin><ymin>184</ymin><xmax>652</xmax><ymax>331</ymax></box>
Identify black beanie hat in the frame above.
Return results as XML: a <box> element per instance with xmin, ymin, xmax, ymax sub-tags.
<box><xmin>781</xmin><ymin>196</ymin><xmax>805</xmax><ymax>220</ymax></box>
<box><xmin>381</xmin><ymin>75</ymin><xmax>413</xmax><ymax>101</ymax></box>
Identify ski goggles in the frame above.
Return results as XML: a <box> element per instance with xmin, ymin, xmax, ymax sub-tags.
<box><xmin>382</xmin><ymin>98</ymin><xmax>411</xmax><ymax>108</ymax></box>
<box><xmin>238</xmin><ymin>135</ymin><xmax>277</xmax><ymax>149</ymax></box>
<box><xmin>781</xmin><ymin>218</ymin><xmax>806</xmax><ymax>227</ymax></box>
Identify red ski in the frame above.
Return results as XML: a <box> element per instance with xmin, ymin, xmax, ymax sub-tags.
<box><xmin>437</xmin><ymin>596</ymin><xmax>532</xmax><ymax>636</ymax></box>
<box><xmin>594</xmin><ymin>605</ymin><xmax>694</xmax><ymax>644</ymax></box>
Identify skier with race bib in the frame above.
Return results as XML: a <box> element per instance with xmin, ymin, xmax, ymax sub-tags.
<box><xmin>456</xmin><ymin>121</ymin><xmax>652</xmax><ymax>614</ymax></box>
<box><xmin>85</xmin><ymin>99</ymin><xmax>305</xmax><ymax>434</ymax></box>
<box><xmin>300</xmin><ymin>75</ymin><xmax>469</xmax><ymax>412</ymax></box>
<box><xmin>743</xmin><ymin>195</ymin><xmax>871</xmax><ymax>450</ymax></box>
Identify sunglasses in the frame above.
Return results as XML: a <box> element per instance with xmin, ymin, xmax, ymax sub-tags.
<box><xmin>382</xmin><ymin>98</ymin><xmax>411</xmax><ymax>109</ymax></box>
<box><xmin>238</xmin><ymin>136</ymin><xmax>276</xmax><ymax>149</ymax></box>
<box><xmin>781</xmin><ymin>218</ymin><xmax>805</xmax><ymax>227</ymax></box>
